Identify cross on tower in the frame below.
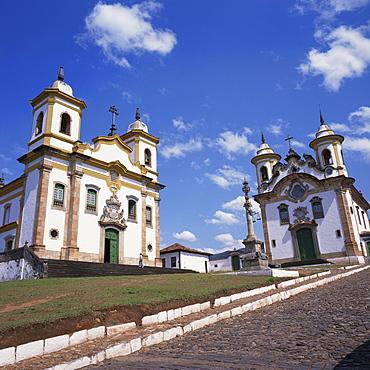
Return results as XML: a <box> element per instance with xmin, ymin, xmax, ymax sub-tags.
<box><xmin>108</xmin><ymin>105</ymin><xmax>119</xmax><ymax>136</ymax></box>
<box><xmin>285</xmin><ymin>135</ymin><xmax>294</xmax><ymax>149</ymax></box>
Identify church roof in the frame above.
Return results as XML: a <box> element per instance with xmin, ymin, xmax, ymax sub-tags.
<box><xmin>160</xmin><ymin>243</ymin><xmax>211</xmax><ymax>256</ymax></box>
<box><xmin>210</xmin><ymin>248</ymin><xmax>244</xmax><ymax>261</ymax></box>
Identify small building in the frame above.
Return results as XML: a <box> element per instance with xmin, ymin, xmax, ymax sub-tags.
<box><xmin>160</xmin><ymin>243</ymin><xmax>211</xmax><ymax>273</ymax></box>
<box><xmin>209</xmin><ymin>248</ymin><xmax>244</xmax><ymax>272</ymax></box>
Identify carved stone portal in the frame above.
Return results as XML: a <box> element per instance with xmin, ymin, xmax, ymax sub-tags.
<box><xmin>99</xmin><ymin>193</ymin><xmax>127</xmax><ymax>229</ymax></box>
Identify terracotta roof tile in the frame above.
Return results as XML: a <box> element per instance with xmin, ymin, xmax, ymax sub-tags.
<box><xmin>160</xmin><ymin>243</ymin><xmax>211</xmax><ymax>256</ymax></box>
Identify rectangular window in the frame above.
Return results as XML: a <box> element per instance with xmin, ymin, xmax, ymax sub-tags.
<box><xmin>171</xmin><ymin>256</ymin><xmax>176</xmax><ymax>268</ymax></box>
<box><xmin>146</xmin><ymin>206</ymin><xmax>152</xmax><ymax>226</ymax></box>
<box><xmin>53</xmin><ymin>184</ymin><xmax>64</xmax><ymax>207</ymax></box>
<box><xmin>128</xmin><ymin>200</ymin><xmax>136</xmax><ymax>221</ymax></box>
<box><xmin>161</xmin><ymin>258</ymin><xmax>166</xmax><ymax>268</ymax></box>
<box><xmin>312</xmin><ymin>202</ymin><xmax>324</xmax><ymax>219</ymax></box>
<box><xmin>272</xmin><ymin>239</ymin><xmax>276</xmax><ymax>247</ymax></box>
<box><xmin>3</xmin><ymin>204</ymin><xmax>11</xmax><ymax>225</ymax></box>
<box><xmin>86</xmin><ymin>189</ymin><xmax>97</xmax><ymax>212</ymax></box>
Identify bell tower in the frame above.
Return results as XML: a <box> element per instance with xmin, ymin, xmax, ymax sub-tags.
<box><xmin>251</xmin><ymin>133</ymin><xmax>281</xmax><ymax>193</ymax></box>
<box><xmin>28</xmin><ymin>67</ymin><xmax>87</xmax><ymax>153</ymax></box>
<box><xmin>309</xmin><ymin>112</ymin><xmax>347</xmax><ymax>177</ymax></box>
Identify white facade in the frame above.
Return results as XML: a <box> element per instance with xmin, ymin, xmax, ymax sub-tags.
<box><xmin>0</xmin><ymin>71</ymin><xmax>164</xmax><ymax>267</ymax></box>
<box><xmin>160</xmin><ymin>244</ymin><xmax>211</xmax><ymax>273</ymax></box>
<box><xmin>252</xmin><ymin>119</ymin><xmax>370</xmax><ymax>265</ymax></box>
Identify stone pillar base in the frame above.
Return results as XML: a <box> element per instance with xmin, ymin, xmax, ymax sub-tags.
<box><xmin>155</xmin><ymin>257</ymin><xmax>163</xmax><ymax>267</ymax></box>
<box><xmin>60</xmin><ymin>246</ymin><xmax>80</xmax><ymax>261</ymax></box>
<box><xmin>29</xmin><ymin>244</ymin><xmax>47</xmax><ymax>258</ymax></box>
<box><xmin>240</xmin><ymin>237</ymin><xmax>270</xmax><ymax>271</ymax></box>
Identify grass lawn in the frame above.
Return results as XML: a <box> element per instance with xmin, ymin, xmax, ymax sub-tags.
<box><xmin>0</xmin><ymin>273</ymin><xmax>289</xmax><ymax>334</ymax></box>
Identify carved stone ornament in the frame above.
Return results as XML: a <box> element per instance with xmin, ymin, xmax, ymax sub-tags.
<box><xmin>292</xmin><ymin>206</ymin><xmax>310</xmax><ymax>224</ymax></box>
<box><xmin>99</xmin><ymin>193</ymin><xmax>127</xmax><ymax>229</ymax></box>
<box><xmin>285</xmin><ymin>180</ymin><xmax>309</xmax><ymax>200</ymax></box>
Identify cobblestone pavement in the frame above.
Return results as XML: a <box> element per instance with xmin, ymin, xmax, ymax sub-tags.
<box><xmin>88</xmin><ymin>268</ymin><xmax>370</xmax><ymax>370</ymax></box>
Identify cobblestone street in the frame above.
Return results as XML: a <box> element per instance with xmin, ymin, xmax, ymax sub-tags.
<box><xmin>89</xmin><ymin>268</ymin><xmax>370</xmax><ymax>369</ymax></box>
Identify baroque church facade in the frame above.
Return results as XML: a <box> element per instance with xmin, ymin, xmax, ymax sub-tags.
<box><xmin>252</xmin><ymin>116</ymin><xmax>370</xmax><ymax>265</ymax></box>
<box><xmin>0</xmin><ymin>70</ymin><xmax>165</xmax><ymax>267</ymax></box>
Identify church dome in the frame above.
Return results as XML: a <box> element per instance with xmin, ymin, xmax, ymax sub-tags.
<box><xmin>50</xmin><ymin>67</ymin><xmax>73</xmax><ymax>96</ymax></box>
<box><xmin>127</xmin><ymin>108</ymin><xmax>148</xmax><ymax>133</ymax></box>
<box><xmin>315</xmin><ymin>123</ymin><xmax>335</xmax><ymax>138</ymax></box>
<box><xmin>256</xmin><ymin>142</ymin><xmax>275</xmax><ymax>156</ymax></box>
<box><xmin>50</xmin><ymin>80</ymin><xmax>74</xmax><ymax>96</ymax></box>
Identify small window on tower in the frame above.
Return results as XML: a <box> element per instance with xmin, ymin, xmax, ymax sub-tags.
<box><xmin>60</xmin><ymin>113</ymin><xmax>71</xmax><ymax>135</ymax></box>
<box><xmin>144</xmin><ymin>149</ymin><xmax>152</xmax><ymax>167</ymax></box>
<box><xmin>35</xmin><ymin>112</ymin><xmax>44</xmax><ymax>135</ymax></box>
<box><xmin>322</xmin><ymin>149</ymin><xmax>333</xmax><ymax>166</ymax></box>
<box><xmin>260</xmin><ymin>166</ymin><xmax>268</xmax><ymax>181</ymax></box>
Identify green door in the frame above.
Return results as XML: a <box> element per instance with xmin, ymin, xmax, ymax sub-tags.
<box><xmin>231</xmin><ymin>255</ymin><xmax>240</xmax><ymax>271</ymax></box>
<box><xmin>104</xmin><ymin>229</ymin><xmax>119</xmax><ymax>264</ymax></box>
<box><xmin>297</xmin><ymin>228</ymin><xmax>316</xmax><ymax>261</ymax></box>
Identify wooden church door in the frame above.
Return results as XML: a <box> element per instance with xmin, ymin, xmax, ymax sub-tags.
<box><xmin>296</xmin><ymin>228</ymin><xmax>316</xmax><ymax>261</ymax></box>
<box><xmin>104</xmin><ymin>228</ymin><xmax>119</xmax><ymax>264</ymax></box>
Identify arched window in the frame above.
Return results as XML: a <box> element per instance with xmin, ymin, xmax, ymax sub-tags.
<box><xmin>260</xmin><ymin>166</ymin><xmax>268</xmax><ymax>181</ymax></box>
<box><xmin>53</xmin><ymin>183</ymin><xmax>65</xmax><ymax>207</ymax></box>
<box><xmin>6</xmin><ymin>239</ymin><xmax>13</xmax><ymax>251</ymax></box>
<box><xmin>35</xmin><ymin>112</ymin><xmax>44</xmax><ymax>135</ymax></box>
<box><xmin>278</xmin><ymin>203</ymin><xmax>289</xmax><ymax>225</ymax></box>
<box><xmin>60</xmin><ymin>113</ymin><xmax>71</xmax><ymax>135</ymax></box>
<box><xmin>146</xmin><ymin>206</ymin><xmax>152</xmax><ymax>226</ymax></box>
<box><xmin>2</xmin><ymin>204</ymin><xmax>11</xmax><ymax>225</ymax></box>
<box><xmin>144</xmin><ymin>149</ymin><xmax>152</xmax><ymax>167</ymax></box>
<box><xmin>310</xmin><ymin>197</ymin><xmax>324</xmax><ymax>219</ymax></box>
<box><xmin>128</xmin><ymin>199</ymin><xmax>137</xmax><ymax>221</ymax></box>
<box><xmin>86</xmin><ymin>189</ymin><xmax>97</xmax><ymax>212</ymax></box>
<box><xmin>322</xmin><ymin>149</ymin><xmax>332</xmax><ymax>166</ymax></box>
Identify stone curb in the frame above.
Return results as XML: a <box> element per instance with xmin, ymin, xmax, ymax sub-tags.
<box><xmin>1</xmin><ymin>265</ymin><xmax>369</xmax><ymax>369</ymax></box>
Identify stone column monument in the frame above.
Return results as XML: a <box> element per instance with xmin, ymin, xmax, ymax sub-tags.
<box><xmin>240</xmin><ymin>179</ymin><xmax>270</xmax><ymax>271</ymax></box>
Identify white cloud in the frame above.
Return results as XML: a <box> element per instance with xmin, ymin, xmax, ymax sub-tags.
<box><xmin>213</xmin><ymin>130</ymin><xmax>257</xmax><ymax>160</ymax></box>
<box><xmin>78</xmin><ymin>1</ymin><xmax>177</xmax><ymax>68</ymax></box>
<box><xmin>1</xmin><ymin>168</ymin><xmax>14</xmax><ymax>176</ymax></box>
<box><xmin>0</xmin><ymin>154</ymin><xmax>11</xmax><ymax>161</ymax></box>
<box><xmin>268</xmin><ymin>124</ymin><xmax>283</xmax><ymax>135</ymax></box>
<box><xmin>330</xmin><ymin>122</ymin><xmax>352</xmax><ymax>132</ymax></box>
<box><xmin>173</xmin><ymin>230</ymin><xmax>197</xmax><ymax>242</ymax></box>
<box><xmin>348</xmin><ymin>106</ymin><xmax>370</xmax><ymax>133</ymax></box>
<box><xmin>298</xmin><ymin>25</ymin><xmax>370</xmax><ymax>91</ymax></box>
<box><xmin>205</xmin><ymin>210</ymin><xmax>240</xmax><ymax>225</ymax></box>
<box><xmin>343</xmin><ymin>136</ymin><xmax>370</xmax><ymax>162</ymax></box>
<box><xmin>222</xmin><ymin>196</ymin><xmax>245</xmax><ymax>211</ymax></box>
<box><xmin>214</xmin><ymin>233</ymin><xmax>243</xmax><ymax>249</ymax></box>
<box><xmin>205</xmin><ymin>165</ymin><xmax>249</xmax><ymax>189</ymax></box>
<box><xmin>160</xmin><ymin>138</ymin><xmax>202</xmax><ymax>159</ymax></box>
<box><xmin>172</xmin><ymin>116</ymin><xmax>193</xmax><ymax>131</ymax></box>
<box><xmin>291</xmin><ymin>139</ymin><xmax>306</xmax><ymax>148</ymax></box>
<box><xmin>295</xmin><ymin>0</ymin><xmax>370</xmax><ymax>16</ymax></box>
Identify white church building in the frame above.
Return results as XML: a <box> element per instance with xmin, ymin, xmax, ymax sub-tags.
<box><xmin>252</xmin><ymin>115</ymin><xmax>370</xmax><ymax>265</ymax></box>
<box><xmin>0</xmin><ymin>69</ymin><xmax>165</xmax><ymax>267</ymax></box>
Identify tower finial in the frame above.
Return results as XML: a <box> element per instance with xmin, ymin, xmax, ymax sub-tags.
<box><xmin>261</xmin><ymin>132</ymin><xmax>265</xmax><ymax>144</ymax></box>
<box><xmin>58</xmin><ymin>67</ymin><xmax>64</xmax><ymax>81</ymax></box>
<box><xmin>319</xmin><ymin>110</ymin><xmax>325</xmax><ymax>125</ymax></box>
<box><xmin>135</xmin><ymin>107</ymin><xmax>140</xmax><ymax>121</ymax></box>
<box><xmin>0</xmin><ymin>173</ymin><xmax>5</xmax><ymax>188</ymax></box>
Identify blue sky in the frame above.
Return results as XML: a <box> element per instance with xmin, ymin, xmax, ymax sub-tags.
<box><xmin>1</xmin><ymin>0</ymin><xmax>370</xmax><ymax>254</ymax></box>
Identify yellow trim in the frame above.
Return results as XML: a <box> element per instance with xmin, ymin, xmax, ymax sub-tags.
<box><xmin>0</xmin><ymin>221</ymin><xmax>18</xmax><ymax>234</ymax></box>
<box><xmin>30</xmin><ymin>89</ymin><xmax>87</xmax><ymax>111</ymax></box>
<box><xmin>0</xmin><ymin>191</ymin><xmax>23</xmax><ymax>205</ymax></box>
<box><xmin>52</xmin><ymin>162</ymin><xmax>68</xmax><ymax>172</ymax></box>
<box><xmin>91</xmin><ymin>135</ymin><xmax>133</xmax><ymax>154</ymax></box>
<box><xmin>0</xmin><ymin>177</ymin><xmax>23</xmax><ymax>198</ymax></box>
<box><xmin>121</xmin><ymin>130</ymin><xmax>160</xmax><ymax>144</ymax></box>
<box><xmin>46</xmin><ymin>100</ymin><xmax>55</xmax><ymax>134</ymax></box>
<box><xmin>25</xmin><ymin>162</ymin><xmax>43</xmax><ymax>174</ymax></box>
<box><xmin>28</xmin><ymin>132</ymin><xmax>76</xmax><ymax>148</ymax></box>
